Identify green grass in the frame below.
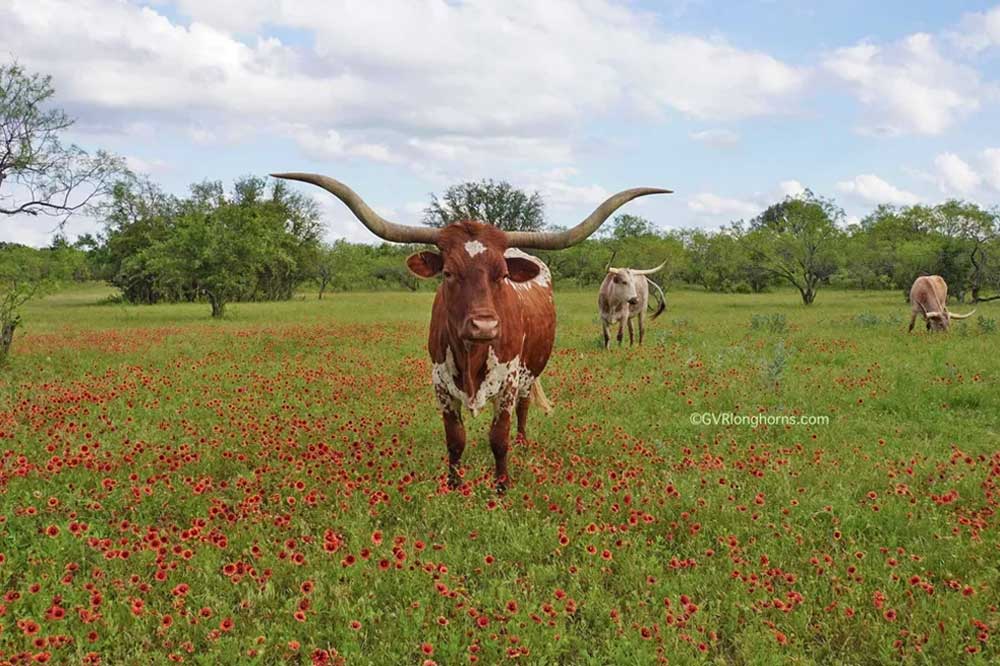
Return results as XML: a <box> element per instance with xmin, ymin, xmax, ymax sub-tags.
<box><xmin>1</xmin><ymin>285</ymin><xmax>997</xmax><ymax>665</ymax></box>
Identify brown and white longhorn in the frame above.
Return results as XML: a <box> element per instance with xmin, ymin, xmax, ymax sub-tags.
<box><xmin>908</xmin><ymin>275</ymin><xmax>976</xmax><ymax>332</ymax></box>
<box><xmin>272</xmin><ymin>173</ymin><xmax>671</xmax><ymax>491</ymax></box>
<box><xmin>598</xmin><ymin>259</ymin><xmax>667</xmax><ymax>348</ymax></box>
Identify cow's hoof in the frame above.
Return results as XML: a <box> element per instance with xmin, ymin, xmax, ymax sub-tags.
<box><xmin>495</xmin><ymin>479</ymin><xmax>508</xmax><ymax>495</ymax></box>
<box><xmin>447</xmin><ymin>471</ymin><xmax>461</xmax><ymax>490</ymax></box>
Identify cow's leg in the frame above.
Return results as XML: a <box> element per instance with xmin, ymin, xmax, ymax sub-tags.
<box><xmin>443</xmin><ymin>407</ymin><xmax>466</xmax><ymax>489</ymax></box>
<box><xmin>435</xmin><ymin>382</ymin><xmax>466</xmax><ymax>488</ymax></box>
<box><xmin>616</xmin><ymin>317</ymin><xmax>624</xmax><ymax>346</ymax></box>
<box><xmin>602</xmin><ymin>319</ymin><xmax>611</xmax><ymax>349</ymax></box>
<box><xmin>638</xmin><ymin>309</ymin><xmax>646</xmax><ymax>345</ymax></box>
<box><xmin>490</xmin><ymin>410</ymin><xmax>513</xmax><ymax>494</ymax></box>
<box><xmin>516</xmin><ymin>396</ymin><xmax>531</xmax><ymax>438</ymax></box>
<box><xmin>627</xmin><ymin>316</ymin><xmax>634</xmax><ymax>346</ymax></box>
<box><xmin>908</xmin><ymin>312</ymin><xmax>916</xmax><ymax>332</ymax></box>
<box><xmin>489</xmin><ymin>378</ymin><xmax>520</xmax><ymax>494</ymax></box>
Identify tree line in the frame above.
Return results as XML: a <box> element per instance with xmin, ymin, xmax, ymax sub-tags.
<box><xmin>5</xmin><ymin>173</ymin><xmax>1000</xmax><ymax>319</ymax></box>
<box><xmin>63</xmin><ymin>181</ymin><xmax>1000</xmax><ymax>309</ymax></box>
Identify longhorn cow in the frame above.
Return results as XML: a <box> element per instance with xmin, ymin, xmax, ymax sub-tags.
<box><xmin>272</xmin><ymin>173</ymin><xmax>671</xmax><ymax>491</ymax></box>
<box><xmin>598</xmin><ymin>260</ymin><xmax>667</xmax><ymax>348</ymax></box>
<box><xmin>908</xmin><ymin>275</ymin><xmax>976</xmax><ymax>332</ymax></box>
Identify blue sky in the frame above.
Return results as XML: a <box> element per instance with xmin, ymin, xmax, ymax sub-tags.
<box><xmin>3</xmin><ymin>0</ymin><xmax>1000</xmax><ymax>246</ymax></box>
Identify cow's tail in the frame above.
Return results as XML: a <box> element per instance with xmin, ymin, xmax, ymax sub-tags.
<box><xmin>531</xmin><ymin>380</ymin><xmax>554</xmax><ymax>415</ymax></box>
<box><xmin>647</xmin><ymin>278</ymin><xmax>667</xmax><ymax>319</ymax></box>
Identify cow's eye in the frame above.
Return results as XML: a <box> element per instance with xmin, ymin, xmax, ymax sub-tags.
<box><xmin>443</xmin><ymin>270</ymin><xmax>453</xmax><ymax>279</ymax></box>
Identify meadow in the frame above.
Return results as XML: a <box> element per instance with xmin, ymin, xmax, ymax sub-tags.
<box><xmin>1</xmin><ymin>284</ymin><xmax>997</xmax><ymax>665</ymax></box>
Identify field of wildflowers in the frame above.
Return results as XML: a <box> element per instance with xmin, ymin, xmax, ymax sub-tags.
<box><xmin>1</xmin><ymin>286</ymin><xmax>997</xmax><ymax>664</ymax></box>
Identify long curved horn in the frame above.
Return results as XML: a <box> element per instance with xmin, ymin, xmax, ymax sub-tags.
<box><xmin>949</xmin><ymin>309</ymin><xmax>977</xmax><ymax>320</ymax></box>
<box><xmin>632</xmin><ymin>260</ymin><xmax>667</xmax><ymax>276</ymax></box>
<box><xmin>646</xmin><ymin>277</ymin><xmax>667</xmax><ymax>319</ymax></box>
<box><xmin>506</xmin><ymin>187</ymin><xmax>672</xmax><ymax>250</ymax></box>
<box><xmin>924</xmin><ymin>310</ymin><xmax>942</xmax><ymax>318</ymax></box>
<box><xmin>271</xmin><ymin>173</ymin><xmax>439</xmax><ymax>245</ymax></box>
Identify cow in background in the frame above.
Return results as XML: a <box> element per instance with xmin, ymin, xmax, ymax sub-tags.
<box><xmin>908</xmin><ymin>275</ymin><xmax>976</xmax><ymax>332</ymax></box>
<box><xmin>273</xmin><ymin>172</ymin><xmax>671</xmax><ymax>491</ymax></box>
<box><xmin>599</xmin><ymin>259</ymin><xmax>667</xmax><ymax>348</ymax></box>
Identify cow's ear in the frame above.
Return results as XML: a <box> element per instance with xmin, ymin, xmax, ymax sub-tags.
<box><xmin>406</xmin><ymin>251</ymin><xmax>444</xmax><ymax>278</ymax></box>
<box><xmin>506</xmin><ymin>256</ymin><xmax>540</xmax><ymax>282</ymax></box>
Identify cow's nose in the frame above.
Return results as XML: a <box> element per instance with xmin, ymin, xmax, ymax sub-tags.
<box><xmin>627</xmin><ymin>297</ymin><xmax>638</xmax><ymax>305</ymax></box>
<box><xmin>463</xmin><ymin>317</ymin><xmax>499</xmax><ymax>341</ymax></box>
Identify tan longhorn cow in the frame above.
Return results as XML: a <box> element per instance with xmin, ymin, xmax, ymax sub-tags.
<box><xmin>272</xmin><ymin>173</ymin><xmax>671</xmax><ymax>492</ymax></box>
<box><xmin>598</xmin><ymin>259</ymin><xmax>667</xmax><ymax>348</ymax></box>
<box><xmin>908</xmin><ymin>275</ymin><xmax>976</xmax><ymax>332</ymax></box>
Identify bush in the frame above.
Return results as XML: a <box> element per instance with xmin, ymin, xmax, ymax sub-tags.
<box><xmin>760</xmin><ymin>340</ymin><xmax>793</xmax><ymax>390</ymax></box>
<box><xmin>853</xmin><ymin>312</ymin><xmax>880</xmax><ymax>327</ymax></box>
<box><xmin>750</xmin><ymin>313</ymin><xmax>787</xmax><ymax>334</ymax></box>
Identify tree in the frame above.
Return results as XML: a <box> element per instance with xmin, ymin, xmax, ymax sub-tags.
<box><xmin>93</xmin><ymin>175</ymin><xmax>323</xmax><ymax>308</ymax></box>
<box><xmin>423</xmin><ymin>179</ymin><xmax>545</xmax><ymax>231</ymax></box>
<box><xmin>241</xmin><ymin>176</ymin><xmax>323</xmax><ymax>301</ymax></box>
<box><xmin>95</xmin><ymin>175</ymin><xmax>179</xmax><ymax>304</ymax></box>
<box><xmin>0</xmin><ymin>62</ymin><xmax>124</xmax><ymax>219</ymax></box>
<box><xmin>0</xmin><ymin>246</ymin><xmax>41</xmax><ymax>362</ymax></box>
<box><xmin>0</xmin><ymin>62</ymin><xmax>123</xmax><ymax>364</ymax></box>
<box><xmin>679</xmin><ymin>225</ymin><xmax>770</xmax><ymax>294</ymax></box>
<box><xmin>608</xmin><ymin>213</ymin><xmax>657</xmax><ymax>240</ymax></box>
<box><xmin>748</xmin><ymin>190</ymin><xmax>844</xmax><ymax>305</ymax></box>
<box><xmin>314</xmin><ymin>243</ymin><xmax>338</xmax><ymax>299</ymax></box>
<box><xmin>148</xmin><ymin>197</ymin><xmax>266</xmax><ymax>318</ymax></box>
<box><xmin>932</xmin><ymin>201</ymin><xmax>998</xmax><ymax>302</ymax></box>
<box><xmin>0</xmin><ymin>242</ymin><xmax>74</xmax><ymax>363</ymax></box>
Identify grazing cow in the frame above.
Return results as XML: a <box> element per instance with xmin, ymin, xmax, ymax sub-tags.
<box><xmin>908</xmin><ymin>275</ymin><xmax>976</xmax><ymax>332</ymax></box>
<box><xmin>272</xmin><ymin>172</ymin><xmax>671</xmax><ymax>491</ymax></box>
<box><xmin>598</xmin><ymin>261</ymin><xmax>667</xmax><ymax>348</ymax></box>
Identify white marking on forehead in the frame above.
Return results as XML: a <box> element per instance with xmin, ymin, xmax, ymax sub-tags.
<box><xmin>464</xmin><ymin>240</ymin><xmax>487</xmax><ymax>257</ymax></box>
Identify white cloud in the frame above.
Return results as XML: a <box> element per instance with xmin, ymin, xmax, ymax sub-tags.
<box><xmin>405</xmin><ymin>136</ymin><xmax>574</xmax><ymax>169</ymax></box>
<box><xmin>777</xmin><ymin>180</ymin><xmax>806</xmax><ymax>198</ymax></box>
<box><xmin>172</xmin><ymin>0</ymin><xmax>277</xmax><ymax>35</ymax></box>
<box><xmin>836</xmin><ymin>174</ymin><xmax>921</xmax><ymax>205</ymax></box>
<box><xmin>688</xmin><ymin>192</ymin><xmax>760</xmax><ymax>218</ymax></box>
<box><xmin>125</xmin><ymin>155</ymin><xmax>172</xmax><ymax>175</ymax></box>
<box><xmin>1</xmin><ymin>0</ymin><xmax>808</xmax><ymax>173</ymax></box>
<box><xmin>690</xmin><ymin>128</ymin><xmax>740</xmax><ymax>148</ymax></box>
<box><xmin>687</xmin><ymin>179</ymin><xmax>817</xmax><ymax>224</ymax></box>
<box><xmin>934</xmin><ymin>152</ymin><xmax>982</xmax><ymax>194</ymax></box>
<box><xmin>185</xmin><ymin>126</ymin><xmax>218</xmax><ymax>144</ymax></box>
<box><xmin>0</xmin><ymin>210</ymin><xmax>103</xmax><ymax>248</ymax></box>
<box><xmin>950</xmin><ymin>5</ymin><xmax>1000</xmax><ymax>52</ymax></box>
<box><xmin>286</xmin><ymin>127</ymin><xmax>401</xmax><ymax>165</ymax></box>
<box><xmin>823</xmin><ymin>33</ymin><xmax>986</xmax><ymax>135</ymax></box>
<box><xmin>534</xmin><ymin>180</ymin><xmax>610</xmax><ymax>209</ymax></box>
<box><xmin>984</xmin><ymin>148</ymin><xmax>1000</xmax><ymax>191</ymax></box>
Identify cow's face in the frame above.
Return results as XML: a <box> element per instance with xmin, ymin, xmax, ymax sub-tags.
<box><xmin>607</xmin><ymin>269</ymin><xmax>640</xmax><ymax>306</ymax></box>
<box><xmin>927</xmin><ymin>313</ymin><xmax>950</xmax><ymax>331</ymax></box>
<box><xmin>406</xmin><ymin>223</ymin><xmax>540</xmax><ymax>342</ymax></box>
